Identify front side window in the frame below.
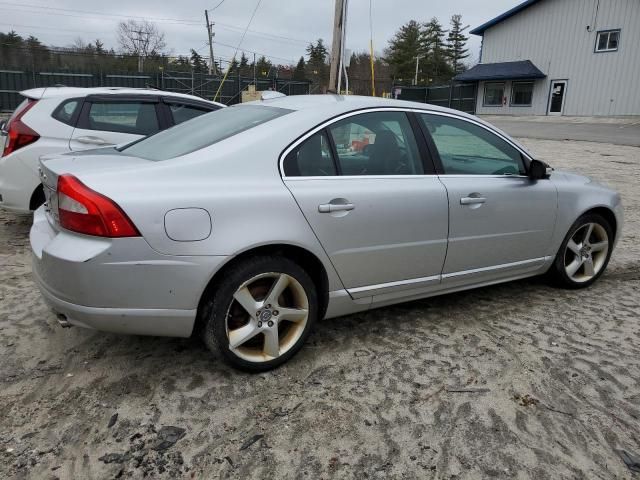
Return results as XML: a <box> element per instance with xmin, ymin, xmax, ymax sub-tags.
<box><xmin>483</xmin><ymin>82</ymin><xmax>505</xmax><ymax>107</ymax></box>
<box><xmin>283</xmin><ymin>131</ymin><xmax>336</xmax><ymax>176</ymax></box>
<box><xmin>510</xmin><ymin>82</ymin><xmax>534</xmax><ymax>106</ymax></box>
<box><xmin>595</xmin><ymin>30</ymin><xmax>620</xmax><ymax>52</ymax></box>
<box><xmin>328</xmin><ymin>111</ymin><xmax>423</xmax><ymax>176</ymax></box>
<box><xmin>122</xmin><ymin>105</ymin><xmax>290</xmax><ymax>161</ymax></box>
<box><xmin>168</xmin><ymin>103</ymin><xmax>216</xmax><ymax>125</ymax></box>
<box><xmin>87</xmin><ymin>101</ymin><xmax>159</xmax><ymax>135</ymax></box>
<box><xmin>420</xmin><ymin>114</ymin><xmax>525</xmax><ymax>176</ymax></box>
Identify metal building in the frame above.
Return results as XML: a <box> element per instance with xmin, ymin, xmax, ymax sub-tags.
<box><xmin>456</xmin><ymin>0</ymin><xmax>640</xmax><ymax>116</ymax></box>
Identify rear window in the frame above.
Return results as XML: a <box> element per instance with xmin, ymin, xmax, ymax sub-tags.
<box><xmin>121</xmin><ymin>105</ymin><xmax>291</xmax><ymax>161</ymax></box>
<box><xmin>52</xmin><ymin>98</ymin><xmax>81</xmax><ymax>126</ymax></box>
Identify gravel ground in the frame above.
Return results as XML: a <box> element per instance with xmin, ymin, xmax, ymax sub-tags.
<box><xmin>0</xmin><ymin>137</ymin><xmax>639</xmax><ymax>480</ymax></box>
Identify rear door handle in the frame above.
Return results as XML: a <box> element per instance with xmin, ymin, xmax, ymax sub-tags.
<box><xmin>318</xmin><ymin>203</ymin><xmax>355</xmax><ymax>213</ymax></box>
<box><xmin>460</xmin><ymin>197</ymin><xmax>486</xmax><ymax>205</ymax></box>
<box><xmin>75</xmin><ymin>136</ymin><xmax>110</xmax><ymax>146</ymax></box>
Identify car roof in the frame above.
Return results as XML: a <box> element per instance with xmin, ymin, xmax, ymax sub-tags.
<box><xmin>20</xmin><ymin>86</ymin><xmax>224</xmax><ymax>107</ymax></box>
<box><xmin>251</xmin><ymin>94</ymin><xmax>478</xmax><ymax>121</ymax></box>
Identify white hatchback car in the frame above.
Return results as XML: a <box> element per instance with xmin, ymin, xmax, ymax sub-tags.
<box><xmin>0</xmin><ymin>87</ymin><xmax>224</xmax><ymax>213</ymax></box>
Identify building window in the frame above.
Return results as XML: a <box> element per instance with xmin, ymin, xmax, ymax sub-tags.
<box><xmin>510</xmin><ymin>82</ymin><xmax>534</xmax><ymax>106</ymax></box>
<box><xmin>595</xmin><ymin>30</ymin><xmax>620</xmax><ymax>52</ymax></box>
<box><xmin>483</xmin><ymin>82</ymin><xmax>505</xmax><ymax>107</ymax></box>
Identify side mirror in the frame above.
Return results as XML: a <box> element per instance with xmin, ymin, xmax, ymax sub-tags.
<box><xmin>528</xmin><ymin>159</ymin><xmax>552</xmax><ymax>180</ymax></box>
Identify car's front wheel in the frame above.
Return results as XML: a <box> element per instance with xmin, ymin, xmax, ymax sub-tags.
<box><xmin>549</xmin><ymin>213</ymin><xmax>613</xmax><ymax>289</ymax></box>
<box><xmin>202</xmin><ymin>256</ymin><xmax>317</xmax><ymax>372</ymax></box>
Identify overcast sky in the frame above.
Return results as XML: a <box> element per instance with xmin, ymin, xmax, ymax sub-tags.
<box><xmin>1</xmin><ymin>0</ymin><xmax>521</xmax><ymax>66</ymax></box>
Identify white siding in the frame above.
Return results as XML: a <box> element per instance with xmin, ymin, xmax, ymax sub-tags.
<box><xmin>475</xmin><ymin>0</ymin><xmax>640</xmax><ymax>116</ymax></box>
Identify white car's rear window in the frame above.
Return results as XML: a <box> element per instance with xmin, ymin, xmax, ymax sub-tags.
<box><xmin>120</xmin><ymin>105</ymin><xmax>291</xmax><ymax>161</ymax></box>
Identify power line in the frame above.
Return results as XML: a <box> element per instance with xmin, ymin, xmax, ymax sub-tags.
<box><xmin>210</xmin><ymin>0</ymin><xmax>227</xmax><ymax>11</ymax></box>
<box><xmin>0</xmin><ymin>1</ymin><xmax>313</xmax><ymax>45</ymax></box>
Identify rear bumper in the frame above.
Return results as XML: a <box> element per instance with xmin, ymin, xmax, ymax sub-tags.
<box><xmin>30</xmin><ymin>206</ymin><xmax>227</xmax><ymax>337</ymax></box>
<box><xmin>34</xmin><ymin>267</ymin><xmax>197</xmax><ymax>337</ymax></box>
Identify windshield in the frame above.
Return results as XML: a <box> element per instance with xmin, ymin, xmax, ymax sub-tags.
<box><xmin>120</xmin><ymin>104</ymin><xmax>291</xmax><ymax>161</ymax></box>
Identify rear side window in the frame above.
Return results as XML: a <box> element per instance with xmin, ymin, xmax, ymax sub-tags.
<box><xmin>169</xmin><ymin>103</ymin><xmax>217</xmax><ymax>125</ymax></box>
<box><xmin>121</xmin><ymin>105</ymin><xmax>291</xmax><ymax>161</ymax></box>
<box><xmin>52</xmin><ymin>99</ymin><xmax>81</xmax><ymax>126</ymax></box>
<box><xmin>86</xmin><ymin>101</ymin><xmax>159</xmax><ymax>135</ymax></box>
<box><xmin>283</xmin><ymin>131</ymin><xmax>337</xmax><ymax>176</ymax></box>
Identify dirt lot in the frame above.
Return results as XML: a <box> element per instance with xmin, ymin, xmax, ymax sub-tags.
<box><xmin>1</xmin><ymin>137</ymin><xmax>639</xmax><ymax>480</ymax></box>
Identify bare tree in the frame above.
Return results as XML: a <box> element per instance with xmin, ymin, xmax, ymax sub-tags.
<box><xmin>117</xmin><ymin>20</ymin><xmax>165</xmax><ymax>57</ymax></box>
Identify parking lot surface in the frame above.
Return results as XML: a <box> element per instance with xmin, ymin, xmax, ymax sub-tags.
<box><xmin>1</xmin><ymin>137</ymin><xmax>639</xmax><ymax>479</ymax></box>
<box><xmin>484</xmin><ymin>115</ymin><xmax>640</xmax><ymax>147</ymax></box>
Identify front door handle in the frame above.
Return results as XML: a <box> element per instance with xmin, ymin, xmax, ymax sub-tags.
<box><xmin>460</xmin><ymin>196</ymin><xmax>486</xmax><ymax>205</ymax></box>
<box><xmin>75</xmin><ymin>136</ymin><xmax>110</xmax><ymax>146</ymax></box>
<box><xmin>318</xmin><ymin>202</ymin><xmax>355</xmax><ymax>213</ymax></box>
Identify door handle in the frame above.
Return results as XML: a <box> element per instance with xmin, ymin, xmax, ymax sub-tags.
<box><xmin>75</xmin><ymin>136</ymin><xmax>110</xmax><ymax>146</ymax></box>
<box><xmin>460</xmin><ymin>196</ymin><xmax>486</xmax><ymax>205</ymax></box>
<box><xmin>318</xmin><ymin>203</ymin><xmax>355</xmax><ymax>213</ymax></box>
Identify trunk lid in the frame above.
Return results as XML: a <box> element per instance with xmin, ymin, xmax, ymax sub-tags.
<box><xmin>38</xmin><ymin>149</ymin><xmax>151</xmax><ymax>228</ymax></box>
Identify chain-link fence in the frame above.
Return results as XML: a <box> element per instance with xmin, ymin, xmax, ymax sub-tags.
<box><xmin>392</xmin><ymin>83</ymin><xmax>477</xmax><ymax>114</ymax></box>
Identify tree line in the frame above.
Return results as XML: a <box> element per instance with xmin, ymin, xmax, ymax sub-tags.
<box><xmin>0</xmin><ymin>14</ymin><xmax>470</xmax><ymax>94</ymax></box>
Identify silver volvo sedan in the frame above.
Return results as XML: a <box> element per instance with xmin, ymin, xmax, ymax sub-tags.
<box><xmin>30</xmin><ymin>95</ymin><xmax>623</xmax><ymax>371</ymax></box>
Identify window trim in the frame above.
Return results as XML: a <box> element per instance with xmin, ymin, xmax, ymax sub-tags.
<box><xmin>279</xmin><ymin>107</ymin><xmax>533</xmax><ymax>179</ymax></box>
<box><xmin>594</xmin><ymin>29</ymin><xmax>621</xmax><ymax>53</ymax></box>
<box><xmin>509</xmin><ymin>81</ymin><xmax>534</xmax><ymax>107</ymax></box>
<box><xmin>482</xmin><ymin>82</ymin><xmax>506</xmax><ymax>107</ymax></box>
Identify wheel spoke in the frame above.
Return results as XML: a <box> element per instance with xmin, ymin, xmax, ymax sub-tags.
<box><xmin>583</xmin><ymin>223</ymin><xmax>594</xmax><ymax>244</ymax></box>
<box><xmin>228</xmin><ymin>322</ymin><xmax>260</xmax><ymax>349</ymax></box>
<box><xmin>277</xmin><ymin>307</ymin><xmax>308</xmax><ymax>323</ymax></box>
<box><xmin>583</xmin><ymin>258</ymin><xmax>595</xmax><ymax>277</ymax></box>
<box><xmin>263</xmin><ymin>329</ymin><xmax>280</xmax><ymax>358</ymax></box>
<box><xmin>265</xmin><ymin>274</ymin><xmax>290</xmax><ymax>306</ymax></box>
<box><xmin>566</xmin><ymin>258</ymin><xmax>583</xmax><ymax>277</ymax></box>
<box><xmin>590</xmin><ymin>240</ymin><xmax>609</xmax><ymax>253</ymax></box>
<box><xmin>567</xmin><ymin>239</ymin><xmax>581</xmax><ymax>256</ymax></box>
<box><xmin>233</xmin><ymin>287</ymin><xmax>260</xmax><ymax>316</ymax></box>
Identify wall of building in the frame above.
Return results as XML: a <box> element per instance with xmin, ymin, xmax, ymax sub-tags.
<box><xmin>477</xmin><ymin>0</ymin><xmax>640</xmax><ymax>116</ymax></box>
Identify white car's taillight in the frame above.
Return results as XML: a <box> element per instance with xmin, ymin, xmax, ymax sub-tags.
<box><xmin>57</xmin><ymin>174</ymin><xmax>140</xmax><ymax>238</ymax></box>
<box><xmin>2</xmin><ymin>99</ymin><xmax>40</xmax><ymax>157</ymax></box>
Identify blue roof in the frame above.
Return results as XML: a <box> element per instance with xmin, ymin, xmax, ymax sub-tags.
<box><xmin>454</xmin><ymin>60</ymin><xmax>546</xmax><ymax>82</ymax></box>
<box><xmin>470</xmin><ymin>0</ymin><xmax>544</xmax><ymax>35</ymax></box>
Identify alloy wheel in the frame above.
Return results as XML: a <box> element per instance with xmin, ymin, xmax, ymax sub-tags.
<box><xmin>225</xmin><ymin>272</ymin><xmax>309</xmax><ymax>362</ymax></box>
<box><xmin>563</xmin><ymin>222</ymin><xmax>609</xmax><ymax>283</ymax></box>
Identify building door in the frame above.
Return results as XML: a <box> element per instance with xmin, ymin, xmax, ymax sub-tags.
<box><xmin>548</xmin><ymin>80</ymin><xmax>568</xmax><ymax>116</ymax></box>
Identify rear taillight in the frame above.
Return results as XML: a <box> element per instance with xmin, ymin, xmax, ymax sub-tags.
<box><xmin>57</xmin><ymin>174</ymin><xmax>140</xmax><ymax>238</ymax></box>
<box><xmin>2</xmin><ymin>99</ymin><xmax>40</xmax><ymax>157</ymax></box>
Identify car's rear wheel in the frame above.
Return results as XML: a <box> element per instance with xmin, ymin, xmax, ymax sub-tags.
<box><xmin>202</xmin><ymin>256</ymin><xmax>317</xmax><ymax>372</ymax></box>
<box><xmin>549</xmin><ymin>213</ymin><xmax>613</xmax><ymax>289</ymax></box>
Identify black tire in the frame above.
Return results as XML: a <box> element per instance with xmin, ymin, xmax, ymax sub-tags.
<box><xmin>201</xmin><ymin>256</ymin><xmax>318</xmax><ymax>372</ymax></box>
<box><xmin>548</xmin><ymin>213</ymin><xmax>614</xmax><ymax>289</ymax></box>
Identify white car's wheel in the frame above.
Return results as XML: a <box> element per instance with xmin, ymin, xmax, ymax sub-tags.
<box><xmin>202</xmin><ymin>256</ymin><xmax>317</xmax><ymax>371</ymax></box>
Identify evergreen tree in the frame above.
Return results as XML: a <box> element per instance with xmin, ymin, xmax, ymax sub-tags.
<box><xmin>384</xmin><ymin>20</ymin><xmax>422</xmax><ymax>84</ymax></box>
<box><xmin>447</xmin><ymin>14</ymin><xmax>469</xmax><ymax>74</ymax></box>
<box><xmin>305</xmin><ymin>39</ymin><xmax>329</xmax><ymax>88</ymax></box>
<box><xmin>190</xmin><ymin>49</ymin><xmax>207</xmax><ymax>73</ymax></box>
<box><xmin>255</xmin><ymin>55</ymin><xmax>272</xmax><ymax>78</ymax></box>
<box><xmin>293</xmin><ymin>56</ymin><xmax>306</xmax><ymax>81</ymax></box>
<box><xmin>238</xmin><ymin>52</ymin><xmax>250</xmax><ymax>77</ymax></box>
<box><xmin>421</xmin><ymin>18</ymin><xmax>453</xmax><ymax>84</ymax></box>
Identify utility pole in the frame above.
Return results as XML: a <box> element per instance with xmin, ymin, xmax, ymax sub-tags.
<box><xmin>205</xmin><ymin>10</ymin><xmax>216</xmax><ymax>75</ymax></box>
<box><xmin>132</xmin><ymin>29</ymin><xmax>150</xmax><ymax>73</ymax></box>
<box><xmin>413</xmin><ymin>55</ymin><xmax>423</xmax><ymax>85</ymax></box>
<box><xmin>329</xmin><ymin>0</ymin><xmax>346</xmax><ymax>93</ymax></box>
<box><xmin>253</xmin><ymin>52</ymin><xmax>256</xmax><ymax>84</ymax></box>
